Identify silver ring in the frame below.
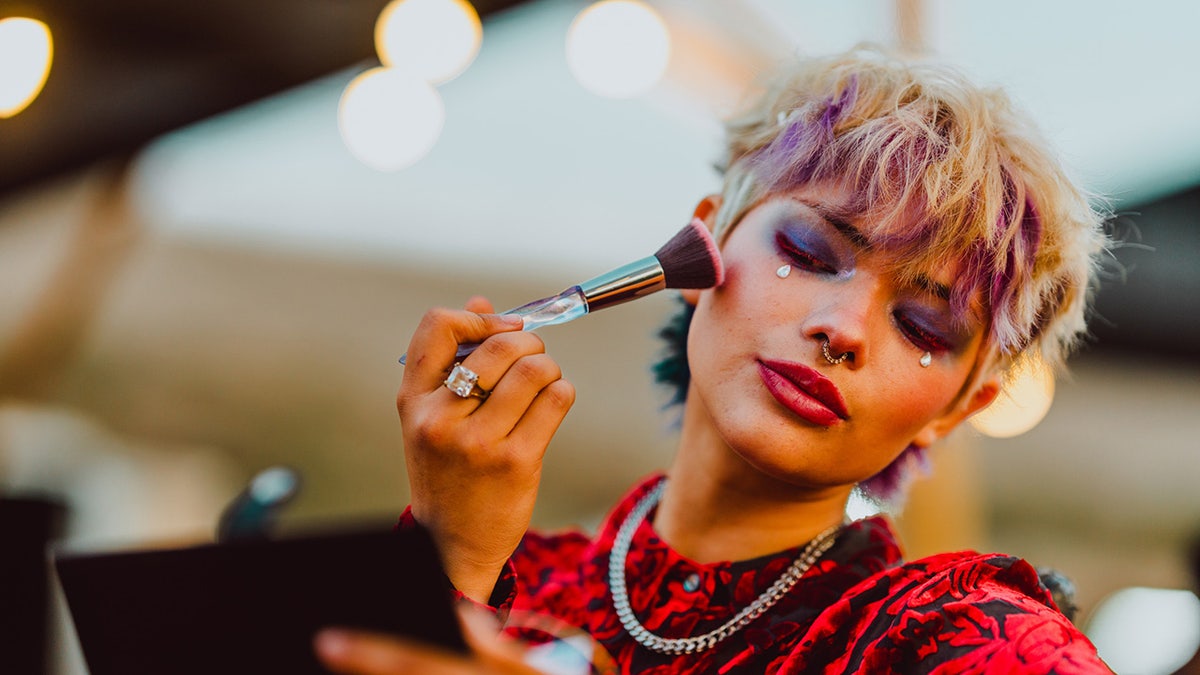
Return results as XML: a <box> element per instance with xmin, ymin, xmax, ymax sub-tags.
<box><xmin>443</xmin><ymin>362</ymin><xmax>490</xmax><ymax>400</ymax></box>
<box><xmin>821</xmin><ymin>339</ymin><xmax>849</xmax><ymax>365</ymax></box>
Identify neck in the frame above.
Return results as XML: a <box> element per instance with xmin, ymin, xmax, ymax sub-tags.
<box><xmin>653</xmin><ymin>394</ymin><xmax>851</xmax><ymax>564</ymax></box>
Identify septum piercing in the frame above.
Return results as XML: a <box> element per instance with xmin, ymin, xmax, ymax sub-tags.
<box><xmin>821</xmin><ymin>339</ymin><xmax>849</xmax><ymax>365</ymax></box>
<box><xmin>820</xmin><ymin>341</ymin><xmax>930</xmax><ymax>368</ymax></box>
<box><xmin>796</xmin><ymin>266</ymin><xmax>931</xmax><ymax>368</ymax></box>
<box><xmin>776</xmin><ymin>264</ymin><xmax>791</xmax><ymax>278</ymax></box>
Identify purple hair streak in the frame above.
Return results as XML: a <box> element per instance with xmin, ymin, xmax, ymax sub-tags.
<box><xmin>744</xmin><ymin>94</ymin><xmax>1047</xmax><ymax>360</ymax></box>
<box><xmin>699</xmin><ymin>49</ymin><xmax>1107</xmax><ymax>504</ymax></box>
<box><xmin>751</xmin><ymin>76</ymin><xmax>859</xmax><ymax>191</ymax></box>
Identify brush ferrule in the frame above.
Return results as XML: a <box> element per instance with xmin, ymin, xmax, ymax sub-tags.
<box><xmin>580</xmin><ymin>255</ymin><xmax>666</xmax><ymax>312</ymax></box>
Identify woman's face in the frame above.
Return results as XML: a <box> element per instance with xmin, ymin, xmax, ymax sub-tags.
<box><xmin>684</xmin><ymin>182</ymin><xmax>998</xmax><ymax>492</ymax></box>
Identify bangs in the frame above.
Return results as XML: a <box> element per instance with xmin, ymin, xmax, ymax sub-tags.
<box><xmin>740</xmin><ymin>62</ymin><xmax>1051</xmax><ymax>357</ymax></box>
<box><xmin>701</xmin><ymin>46</ymin><xmax>1107</xmax><ymax>503</ymax></box>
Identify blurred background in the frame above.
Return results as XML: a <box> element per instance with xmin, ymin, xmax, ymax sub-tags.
<box><xmin>1</xmin><ymin>0</ymin><xmax>1198</xmax><ymax>672</ymax></box>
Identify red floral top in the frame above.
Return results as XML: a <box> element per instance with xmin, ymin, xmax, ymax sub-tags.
<box><xmin>406</xmin><ymin>476</ymin><xmax>1112</xmax><ymax>674</ymax></box>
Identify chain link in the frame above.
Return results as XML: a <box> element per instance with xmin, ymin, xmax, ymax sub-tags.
<box><xmin>608</xmin><ymin>479</ymin><xmax>843</xmax><ymax>655</ymax></box>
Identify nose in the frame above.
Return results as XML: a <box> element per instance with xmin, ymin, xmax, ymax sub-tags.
<box><xmin>802</xmin><ymin>275</ymin><xmax>882</xmax><ymax>368</ymax></box>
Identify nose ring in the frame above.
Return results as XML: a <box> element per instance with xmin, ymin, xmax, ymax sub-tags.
<box><xmin>821</xmin><ymin>339</ymin><xmax>849</xmax><ymax>365</ymax></box>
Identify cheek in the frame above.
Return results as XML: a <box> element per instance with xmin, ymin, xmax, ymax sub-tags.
<box><xmin>685</xmin><ymin>270</ymin><xmax>765</xmax><ymax>388</ymax></box>
<box><xmin>710</xmin><ymin>251</ymin><xmax>785</xmax><ymax>317</ymax></box>
<box><xmin>868</xmin><ymin>366</ymin><xmax>964</xmax><ymax>437</ymax></box>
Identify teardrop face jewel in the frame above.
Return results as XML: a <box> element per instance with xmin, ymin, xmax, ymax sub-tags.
<box><xmin>920</xmin><ymin>352</ymin><xmax>932</xmax><ymax>368</ymax></box>
<box><xmin>776</xmin><ymin>264</ymin><xmax>791</xmax><ymax>279</ymax></box>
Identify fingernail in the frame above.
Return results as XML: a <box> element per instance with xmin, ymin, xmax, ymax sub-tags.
<box><xmin>315</xmin><ymin>629</ymin><xmax>350</xmax><ymax>659</ymax></box>
<box><xmin>499</xmin><ymin>314</ymin><xmax>523</xmax><ymax>326</ymax></box>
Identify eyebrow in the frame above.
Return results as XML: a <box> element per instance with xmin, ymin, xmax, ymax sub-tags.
<box><xmin>796</xmin><ymin>199</ymin><xmax>873</xmax><ymax>250</ymax></box>
<box><xmin>912</xmin><ymin>274</ymin><xmax>952</xmax><ymax>302</ymax></box>
<box><xmin>794</xmin><ymin>197</ymin><xmax>952</xmax><ymax>302</ymax></box>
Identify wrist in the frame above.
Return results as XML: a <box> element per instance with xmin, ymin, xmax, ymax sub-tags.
<box><xmin>443</xmin><ymin>556</ymin><xmax>509</xmax><ymax>605</ymax></box>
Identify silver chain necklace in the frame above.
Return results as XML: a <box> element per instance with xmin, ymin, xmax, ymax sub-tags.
<box><xmin>608</xmin><ymin>480</ymin><xmax>844</xmax><ymax>655</ymax></box>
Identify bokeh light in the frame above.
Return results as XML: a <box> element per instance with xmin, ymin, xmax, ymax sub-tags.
<box><xmin>338</xmin><ymin>67</ymin><xmax>445</xmax><ymax>171</ymax></box>
<box><xmin>969</xmin><ymin>356</ymin><xmax>1056</xmax><ymax>438</ymax></box>
<box><xmin>1087</xmin><ymin>587</ymin><xmax>1200</xmax><ymax>674</ymax></box>
<box><xmin>375</xmin><ymin>0</ymin><xmax>482</xmax><ymax>85</ymax></box>
<box><xmin>0</xmin><ymin>17</ymin><xmax>54</xmax><ymax>118</ymax></box>
<box><xmin>566</xmin><ymin>0</ymin><xmax>670</xmax><ymax>99</ymax></box>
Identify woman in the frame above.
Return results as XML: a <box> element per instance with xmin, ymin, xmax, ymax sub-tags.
<box><xmin>317</xmin><ymin>48</ymin><xmax>1112</xmax><ymax>673</ymax></box>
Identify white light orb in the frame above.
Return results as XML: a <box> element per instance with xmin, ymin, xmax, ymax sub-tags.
<box><xmin>0</xmin><ymin>17</ymin><xmax>54</xmax><ymax>118</ymax></box>
<box><xmin>1087</xmin><ymin>587</ymin><xmax>1200</xmax><ymax>675</ymax></box>
<box><xmin>969</xmin><ymin>356</ymin><xmax>1056</xmax><ymax>438</ymax></box>
<box><xmin>566</xmin><ymin>0</ymin><xmax>670</xmax><ymax>99</ymax></box>
<box><xmin>338</xmin><ymin>67</ymin><xmax>445</xmax><ymax>171</ymax></box>
<box><xmin>375</xmin><ymin>0</ymin><xmax>482</xmax><ymax>84</ymax></box>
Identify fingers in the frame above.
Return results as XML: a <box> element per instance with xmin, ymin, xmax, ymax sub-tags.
<box><xmin>456</xmin><ymin>331</ymin><xmax>548</xmax><ymax>396</ymax></box>
<box><xmin>314</xmin><ymin>625</ymin><xmax>542</xmax><ymax>675</ymax></box>
<box><xmin>314</xmin><ymin>629</ymin><xmax>476</xmax><ymax>675</ymax></box>
<box><xmin>507</xmin><ymin>379</ymin><xmax>576</xmax><ymax>451</ymax></box>
<box><xmin>457</xmin><ymin>603</ymin><xmax>502</xmax><ymax>642</ymax></box>
<box><xmin>414</xmin><ymin>330</ymin><xmax>573</xmax><ymax>447</ymax></box>
<box><xmin>458</xmin><ymin>606</ymin><xmax>530</xmax><ymax>666</ymax></box>
<box><xmin>402</xmin><ymin>308</ymin><xmax>523</xmax><ymax>391</ymax></box>
<box><xmin>470</xmin><ymin>354</ymin><xmax>569</xmax><ymax>438</ymax></box>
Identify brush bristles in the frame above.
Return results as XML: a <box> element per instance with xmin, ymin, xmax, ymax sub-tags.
<box><xmin>654</xmin><ymin>218</ymin><xmax>725</xmax><ymax>290</ymax></box>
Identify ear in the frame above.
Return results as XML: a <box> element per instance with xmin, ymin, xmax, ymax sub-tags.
<box><xmin>681</xmin><ymin>195</ymin><xmax>723</xmax><ymax>306</ymax></box>
<box><xmin>910</xmin><ymin>372</ymin><xmax>1002</xmax><ymax>449</ymax></box>
<box><xmin>693</xmin><ymin>194</ymin><xmax>722</xmax><ymax>225</ymax></box>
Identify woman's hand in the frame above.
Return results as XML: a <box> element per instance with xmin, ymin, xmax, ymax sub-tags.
<box><xmin>315</xmin><ymin>605</ymin><xmax>543</xmax><ymax>675</ymax></box>
<box><xmin>398</xmin><ymin>297</ymin><xmax>576</xmax><ymax>603</ymax></box>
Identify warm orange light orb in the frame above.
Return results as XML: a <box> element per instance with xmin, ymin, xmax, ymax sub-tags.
<box><xmin>375</xmin><ymin>0</ymin><xmax>482</xmax><ymax>84</ymax></box>
<box><xmin>969</xmin><ymin>357</ymin><xmax>1056</xmax><ymax>438</ymax></box>
<box><xmin>0</xmin><ymin>17</ymin><xmax>54</xmax><ymax>118</ymax></box>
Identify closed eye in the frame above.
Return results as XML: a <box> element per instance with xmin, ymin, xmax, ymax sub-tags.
<box><xmin>775</xmin><ymin>230</ymin><xmax>837</xmax><ymax>274</ymax></box>
<box><xmin>896</xmin><ymin>313</ymin><xmax>952</xmax><ymax>352</ymax></box>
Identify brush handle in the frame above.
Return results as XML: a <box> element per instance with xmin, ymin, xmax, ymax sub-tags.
<box><xmin>579</xmin><ymin>255</ymin><xmax>665</xmax><ymax>312</ymax></box>
<box><xmin>506</xmin><ymin>285</ymin><xmax>589</xmax><ymax>329</ymax></box>
<box><xmin>398</xmin><ymin>286</ymin><xmax>588</xmax><ymax>365</ymax></box>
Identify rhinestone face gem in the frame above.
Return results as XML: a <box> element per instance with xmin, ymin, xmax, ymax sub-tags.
<box><xmin>776</xmin><ymin>264</ymin><xmax>791</xmax><ymax>278</ymax></box>
<box><xmin>920</xmin><ymin>352</ymin><xmax>932</xmax><ymax>368</ymax></box>
<box><xmin>444</xmin><ymin>363</ymin><xmax>478</xmax><ymax>397</ymax></box>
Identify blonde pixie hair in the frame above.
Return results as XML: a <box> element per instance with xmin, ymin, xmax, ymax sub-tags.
<box><xmin>711</xmin><ymin>47</ymin><xmax>1108</xmax><ymax>373</ymax></box>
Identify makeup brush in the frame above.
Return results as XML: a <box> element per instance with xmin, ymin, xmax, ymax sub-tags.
<box><xmin>399</xmin><ymin>218</ymin><xmax>723</xmax><ymax>364</ymax></box>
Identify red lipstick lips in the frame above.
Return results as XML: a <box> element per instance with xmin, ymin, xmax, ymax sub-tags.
<box><xmin>757</xmin><ymin>359</ymin><xmax>849</xmax><ymax>426</ymax></box>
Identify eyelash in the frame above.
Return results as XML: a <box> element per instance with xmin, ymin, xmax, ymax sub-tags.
<box><xmin>895</xmin><ymin>314</ymin><xmax>951</xmax><ymax>352</ymax></box>
<box><xmin>775</xmin><ymin>231</ymin><xmax>836</xmax><ymax>274</ymax></box>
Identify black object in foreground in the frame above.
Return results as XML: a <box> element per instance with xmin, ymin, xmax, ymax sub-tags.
<box><xmin>0</xmin><ymin>497</ymin><xmax>66</xmax><ymax>675</ymax></box>
<box><xmin>55</xmin><ymin>524</ymin><xmax>464</xmax><ymax>675</ymax></box>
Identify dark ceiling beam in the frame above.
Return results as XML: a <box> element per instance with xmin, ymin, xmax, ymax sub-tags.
<box><xmin>0</xmin><ymin>0</ymin><xmax>530</xmax><ymax>196</ymax></box>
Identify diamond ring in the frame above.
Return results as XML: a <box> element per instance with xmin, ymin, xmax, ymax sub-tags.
<box><xmin>443</xmin><ymin>363</ymin><xmax>490</xmax><ymax>400</ymax></box>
